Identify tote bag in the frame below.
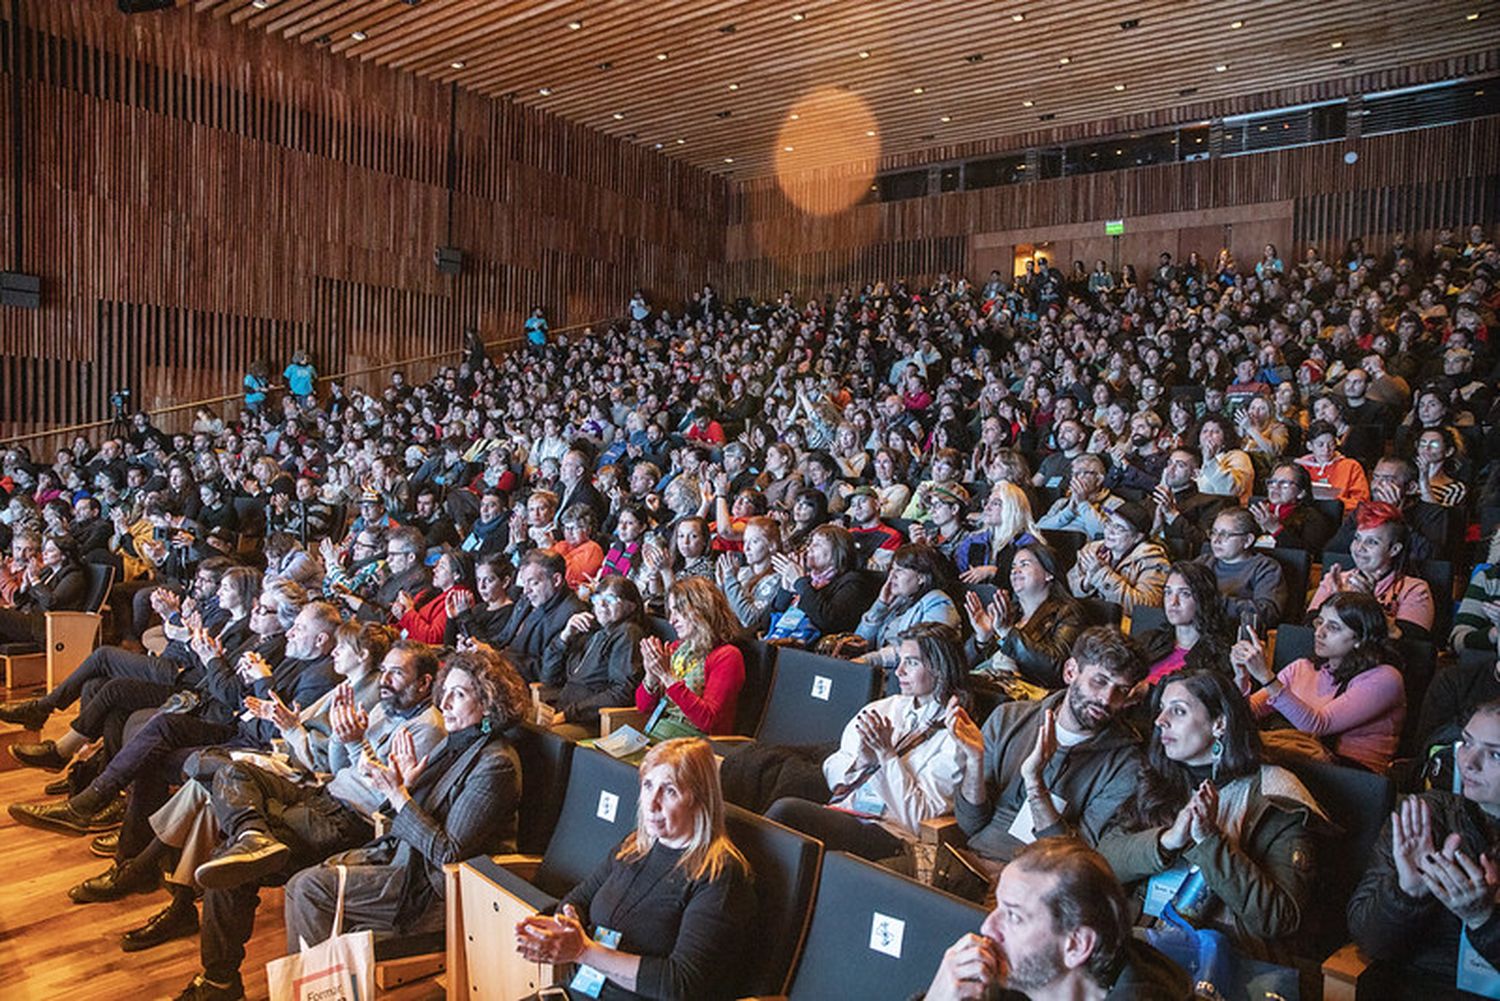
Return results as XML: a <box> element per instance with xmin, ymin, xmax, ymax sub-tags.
<box><xmin>266</xmin><ymin>865</ymin><xmax>376</xmax><ymax>1001</ymax></box>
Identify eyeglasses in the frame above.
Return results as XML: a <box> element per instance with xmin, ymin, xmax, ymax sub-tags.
<box><xmin>1210</xmin><ymin>530</ymin><xmax>1252</xmax><ymax>540</ymax></box>
<box><xmin>252</xmin><ymin>604</ymin><xmax>275</xmax><ymax>615</ymax></box>
<box><xmin>1266</xmin><ymin>478</ymin><xmax>1299</xmax><ymax>487</ymax></box>
<box><xmin>591</xmin><ymin>593</ymin><xmax>621</xmax><ymax>606</ymax></box>
<box><xmin>386</xmin><ymin>549</ymin><xmax>416</xmax><ymax>559</ymax></box>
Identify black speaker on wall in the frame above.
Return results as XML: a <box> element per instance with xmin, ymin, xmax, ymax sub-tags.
<box><xmin>117</xmin><ymin>0</ymin><xmax>176</xmax><ymax>13</ymax></box>
<box><xmin>434</xmin><ymin>246</ymin><xmax>464</xmax><ymax>276</ymax></box>
<box><xmin>1</xmin><ymin>272</ymin><xmax>41</xmax><ymax>310</ymax></box>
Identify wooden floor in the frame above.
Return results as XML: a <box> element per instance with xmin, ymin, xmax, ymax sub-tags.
<box><xmin>0</xmin><ymin>706</ymin><xmax>445</xmax><ymax>1001</ymax></box>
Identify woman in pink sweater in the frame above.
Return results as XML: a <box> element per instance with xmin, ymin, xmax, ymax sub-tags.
<box><xmin>1231</xmin><ymin>591</ymin><xmax>1405</xmax><ymax>773</ymax></box>
<box><xmin>636</xmin><ymin>577</ymin><xmax>745</xmax><ymax>738</ymax></box>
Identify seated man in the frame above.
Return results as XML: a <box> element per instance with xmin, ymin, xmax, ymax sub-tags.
<box><xmin>921</xmin><ymin>838</ymin><xmax>1192</xmax><ymax>1000</ymax></box>
<box><xmin>492</xmin><ymin>547</ymin><xmax>587</xmax><ymax>685</ymax></box>
<box><xmin>1349</xmin><ymin>698</ymin><xmax>1500</xmax><ymax>998</ymax></box>
<box><xmin>349</xmin><ymin>527</ymin><xmax>436</xmax><ymax>624</ymax></box>
<box><xmin>1036</xmin><ymin>454</ymin><xmax>1121</xmax><ymax>540</ymax></box>
<box><xmin>1150</xmin><ymin>448</ymin><xmax>1227</xmax><ymax>562</ymax></box>
<box><xmin>945</xmin><ymin>627</ymin><xmax>1145</xmax><ymax>870</ymax></box>
<box><xmin>1194</xmin><ymin>507</ymin><xmax>1287</xmax><ymax>625</ymax></box>
<box><xmin>9</xmin><ymin>600</ymin><xmax>340</xmax><ymax>845</ymax></box>
<box><xmin>844</xmin><ymin>485</ymin><xmax>904</xmax><ymax>570</ymax></box>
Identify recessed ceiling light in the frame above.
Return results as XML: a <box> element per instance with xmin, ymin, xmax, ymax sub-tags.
<box><xmin>783</xmin><ymin>145</ymin><xmax>794</xmax><ymax>152</ymax></box>
<box><xmin>676</xmin><ymin>138</ymin><xmax>686</xmax><ymax>144</ymax></box>
<box><xmin>251</xmin><ymin>0</ymin><xmax>270</xmax><ymax>8</ymax></box>
<box><xmin>1113</xmin><ymin>83</ymin><xmax>1125</xmax><ymax>91</ymax></box>
<box><xmin>653</xmin><ymin>142</ymin><xmax>664</xmax><ymax>149</ymax></box>
<box><xmin>789</xmin><ymin>113</ymin><xmax>800</xmax><ymax>120</ymax></box>
<box><xmin>1230</xmin><ymin>20</ymin><xmax>1243</xmax><ymax>28</ymax></box>
<box><xmin>790</xmin><ymin>11</ymin><xmax>805</xmax><ymax>21</ymax></box>
<box><xmin>1215</xmin><ymin>64</ymin><xmax>1227</xmax><ymax>72</ymax></box>
<box><xmin>1022</xmin><ymin>99</ymin><xmax>1034</xmax><ymax>107</ymax></box>
<box><xmin>723</xmin><ymin>157</ymin><xmax>734</xmax><ymax>163</ymax></box>
<box><xmin>1059</xmin><ymin>57</ymin><xmax>1070</xmax><ymax>65</ymax></box>
<box><xmin>858</xmin><ymin>50</ymin><xmax>870</xmax><ymax>59</ymax></box>
<box><xmin>1012</xmin><ymin>13</ymin><xmax>1024</xmax><ymax>22</ymax></box>
<box><xmin>567</xmin><ymin>20</ymin><xmax>582</xmax><ymax>30</ymax></box>
<box><xmin>538</xmin><ymin>86</ymin><xmax>551</xmax><ymax>95</ymax></box>
<box><xmin>1115</xmin><ymin>149</ymin><xmax>1123</xmax><ymax>155</ymax></box>
<box><xmin>727</xmin><ymin>83</ymin><xmax>738</xmax><ymax>91</ymax></box>
<box><xmin>351</xmin><ymin>30</ymin><xmax>367</xmax><ymax>41</ymax></box>
<box><xmin>612</xmin><ymin>112</ymin><xmax>625</xmax><ymax>120</ymax></box>
<box><xmin>656</xmin><ymin>52</ymin><xmax>668</xmax><ymax>61</ymax></box>
<box><xmin>913</xmin><ymin>86</ymin><xmax>925</xmax><ymax>94</ymax></box>
<box><xmin>940</xmin><ymin>115</ymin><xmax>952</xmax><ymax>122</ymax></box>
<box><xmin>1330</xmin><ymin>40</ymin><xmax>1343</xmax><ymax>49</ymax></box>
<box><xmin>865</xmin><ymin>129</ymin><xmax>876</xmax><ymax>136</ymax></box>
<box><xmin>451</xmin><ymin>61</ymin><xmax>465</xmax><ymax>69</ymax></box>
<box><xmin>1467</xmin><ymin>12</ymin><xmax>1480</xmax><ymax>20</ymax></box>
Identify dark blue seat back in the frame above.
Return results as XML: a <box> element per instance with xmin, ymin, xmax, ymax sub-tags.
<box><xmin>725</xmin><ymin>805</ymin><xmax>822</xmax><ymax>997</ymax></box>
<box><xmin>532</xmin><ymin>747</ymin><xmax>641</xmax><ymax>899</ymax></box>
<box><xmin>787</xmin><ymin>851</ymin><xmax>987</xmax><ymax>1001</ymax></box>
<box><xmin>506</xmin><ymin>723</ymin><xmax>575</xmax><ymax>856</ymax></box>
<box><xmin>755</xmin><ymin>648</ymin><xmax>881</xmax><ymax>746</ymax></box>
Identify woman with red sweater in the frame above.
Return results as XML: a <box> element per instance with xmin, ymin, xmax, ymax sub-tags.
<box><xmin>393</xmin><ymin>550</ymin><xmax>475</xmax><ymax>643</ymax></box>
<box><xmin>636</xmin><ymin>576</ymin><xmax>745</xmax><ymax>738</ymax></box>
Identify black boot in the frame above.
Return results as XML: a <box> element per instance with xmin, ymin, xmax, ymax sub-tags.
<box><xmin>10</xmin><ymin>740</ymin><xmax>70</xmax><ymax>772</ymax></box>
<box><xmin>8</xmin><ymin>785</ymin><xmax>115</xmax><ymax>835</ymax></box>
<box><xmin>0</xmin><ymin>699</ymin><xmax>51</xmax><ymax>730</ymax></box>
<box><xmin>69</xmin><ymin>858</ymin><xmax>161</xmax><ymax>903</ymax></box>
<box><xmin>124</xmin><ymin>892</ymin><xmax>201</xmax><ymax>953</ymax></box>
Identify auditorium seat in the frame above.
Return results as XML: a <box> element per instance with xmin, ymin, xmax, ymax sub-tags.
<box><xmin>735</xmin><ymin>647</ymin><xmax>882</xmax><ymax>748</ymax></box>
<box><xmin>725</xmin><ymin>805</ymin><xmax>823</xmax><ymax>997</ymax></box>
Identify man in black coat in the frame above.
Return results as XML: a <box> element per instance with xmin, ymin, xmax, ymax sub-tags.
<box><xmin>493</xmin><ymin>548</ymin><xmax>586</xmax><ymax>685</ymax></box>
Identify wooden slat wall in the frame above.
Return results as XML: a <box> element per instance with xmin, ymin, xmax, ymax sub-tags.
<box><xmin>0</xmin><ymin>0</ymin><xmax>727</xmax><ymax>442</ymax></box>
<box><xmin>725</xmin><ymin>117</ymin><xmax>1500</xmax><ymax>297</ymax></box>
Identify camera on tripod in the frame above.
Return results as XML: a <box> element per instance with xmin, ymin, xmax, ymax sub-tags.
<box><xmin>108</xmin><ymin>388</ymin><xmax>131</xmax><ymax>413</ymax></box>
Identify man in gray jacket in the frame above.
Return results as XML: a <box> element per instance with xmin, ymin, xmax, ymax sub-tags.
<box><xmin>947</xmin><ymin>626</ymin><xmax>1145</xmax><ymax>864</ymax></box>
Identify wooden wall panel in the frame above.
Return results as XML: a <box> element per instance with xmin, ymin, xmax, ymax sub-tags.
<box><xmin>0</xmin><ymin>0</ymin><xmax>727</xmax><ymax>443</ymax></box>
<box><xmin>726</xmin><ymin>118</ymin><xmax>1500</xmax><ymax>299</ymax></box>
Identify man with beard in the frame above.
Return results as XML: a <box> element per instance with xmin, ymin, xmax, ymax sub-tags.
<box><xmin>410</xmin><ymin>486</ymin><xmax>461</xmax><ymax>550</ymax></box>
<box><xmin>9</xmin><ymin>600</ymin><xmax>341</xmax><ymax>838</ymax></box>
<box><xmin>350</xmin><ymin>527</ymin><xmax>436</xmax><ymax>624</ymax></box>
<box><xmin>944</xmin><ymin>627</ymin><xmax>1144</xmax><ymax>869</ymax></box>
<box><xmin>1150</xmin><ymin>448</ymin><xmax>1227</xmax><ymax>562</ymax></box>
<box><xmin>87</xmin><ymin>642</ymin><xmax>445</xmax><ymax>957</ymax></box>
<box><xmin>921</xmin><ymin>838</ymin><xmax>1191</xmax><ymax>1000</ymax></box>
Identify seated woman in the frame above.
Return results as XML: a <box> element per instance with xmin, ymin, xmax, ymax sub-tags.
<box><xmin>635</xmin><ymin>516</ymin><xmax>712</xmax><ymax>609</ymax></box>
<box><xmin>854</xmin><ymin>544</ymin><xmax>961</xmax><ymax>676</ymax></box>
<box><xmin>553</xmin><ymin>503</ymin><xmax>605</xmax><ymax>589</ymax></box>
<box><xmin>782</xmin><ymin>487</ymin><xmax>831</xmax><ymax>554</ymax></box>
<box><xmin>766</xmin><ymin>623</ymin><xmax>968</xmax><ymax>864</ymax></box>
<box><xmin>1308</xmin><ymin>501</ymin><xmax>1435</xmax><ymax>641</ymax></box>
<box><xmin>1233</xmin><ymin>591</ymin><xmax>1406</xmax><ymax>773</ymax></box>
<box><xmin>1348</xmin><ymin>698</ymin><xmax>1500</xmax><ymax>998</ymax></box>
<box><xmin>1194</xmin><ymin>506</ymin><xmax>1287</xmax><ymax>624</ymax></box>
<box><xmin>906</xmin><ymin>483</ymin><xmax>970</xmax><ymax>557</ymax></box>
<box><xmin>392</xmin><ymin>549</ymin><xmax>475</xmax><ymax>644</ymax></box>
<box><xmin>716</xmin><ymin>516</ymin><xmax>783</xmax><ymax>632</ymax></box>
<box><xmin>964</xmin><ymin>542</ymin><xmax>1084</xmax><ymax>691</ymax></box>
<box><xmin>174</xmin><ymin>648</ymin><xmax>526</xmax><ymax>1001</ymax></box>
<box><xmin>1066</xmin><ymin>501</ymin><xmax>1170</xmax><ymax>613</ymax></box>
<box><xmin>1450</xmin><ymin>530</ymin><xmax>1500</xmax><ymax>656</ymax></box>
<box><xmin>870</xmin><ymin>447</ymin><xmax>913</xmax><ymax>521</ymax></box>
<box><xmin>953</xmin><ymin>480</ymin><xmax>1041</xmax><ymax>585</ymax></box>
<box><xmin>0</xmin><ymin>534</ymin><xmax>88</xmax><ymax>645</ymax></box>
<box><xmin>515</xmin><ymin>737</ymin><xmax>755</xmax><ymax>1001</ymax></box>
<box><xmin>1097</xmin><ymin>669</ymin><xmax>1324</xmax><ymax>961</ymax></box>
<box><xmin>443</xmin><ymin>552</ymin><xmax>516</xmax><ymax>646</ymax></box>
<box><xmin>1413</xmin><ymin>426</ymin><xmax>1469</xmax><ymax>509</ymax></box>
<box><xmin>1137</xmin><ymin>562</ymin><xmax>1235</xmax><ymax>689</ymax></box>
<box><xmin>766</xmin><ymin>524</ymin><xmax>878</xmax><ymax>645</ymax></box>
<box><xmin>635</xmin><ymin>578</ymin><xmax>745</xmax><ymax>739</ymax></box>
<box><xmin>540</xmin><ymin>575</ymin><xmax>647</xmax><ymax>736</ymax></box>
<box><xmin>1250</xmin><ymin>460</ymin><xmax>1338</xmax><ymax>552</ymax></box>
<box><xmin>1295</xmin><ymin>420</ymin><xmax>1370</xmax><ymax>513</ymax></box>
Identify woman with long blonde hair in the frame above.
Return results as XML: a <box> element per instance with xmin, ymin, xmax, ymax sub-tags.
<box><xmin>515</xmin><ymin>738</ymin><xmax>755</xmax><ymax>999</ymax></box>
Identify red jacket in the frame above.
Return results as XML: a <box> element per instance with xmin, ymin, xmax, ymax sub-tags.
<box><xmin>634</xmin><ymin>642</ymin><xmax>745</xmax><ymax>735</ymax></box>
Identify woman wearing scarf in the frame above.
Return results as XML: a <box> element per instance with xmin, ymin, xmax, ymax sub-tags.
<box><xmin>635</xmin><ymin>578</ymin><xmax>745</xmax><ymax>739</ymax></box>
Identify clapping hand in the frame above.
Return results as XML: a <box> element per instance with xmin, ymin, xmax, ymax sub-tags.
<box><xmin>1392</xmin><ymin>796</ymin><xmax>1436</xmax><ymax>897</ymax></box>
<box><xmin>772</xmin><ymin>551</ymin><xmax>806</xmax><ymax>590</ymax></box>
<box><xmin>237</xmin><ymin>651</ymin><xmax>273</xmax><ymax>682</ymax></box>
<box><xmin>640</xmin><ymin>636</ymin><xmax>673</xmax><ymax>690</ymax></box>
<box><xmin>714</xmin><ymin>551</ymin><xmax>739</xmax><ymax>584</ymax></box>
<box><xmin>390</xmin><ymin>590</ymin><xmax>414</xmax><ymax>621</ymax></box>
<box><xmin>945</xmin><ymin>696</ymin><xmax>985</xmax><ymax>775</ymax></box>
<box><xmin>1019</xmin><ymin>708</ymin><xmax>1059</xmax><ymax>790</ymax></box>
<box><xmin>331</xmin><ymin>690</ymin><xmax>371</xmax><ymax>744</ymax></box>
<box><xmin>514</xmin><ymin>903</ymin><xmax>590</xmax><ymax>966</ymax></box>
<box><xmin>190</xmin><ymin>627</ymin><xmax>223</xmax><ymax>665</ymax></box>
<box><xmin>852</xmin><ymin>708</ymin><xmax>896</xmax><ymax>765</ymax></box>
<box><xmin>445</xmin><ymin>588</ymin><xmax>474</xmax><ymax>618</ymax></box>
<box><xmin>1186</xmin><ymin>779</ymin><xmax>1220</xmax><ymax>843</ymax></box>
<box><xmin>1418</xmin><ymin>833</ymin><xmax>1500</xmax><ymax>927</ymax></box>
<box><xmin>246</xmin><ymin>690</ymin><xmax>300</xmax><ymax>730</ymax></box>
<box><xmin>1250</xmin><ymin>499</ymin><xmax>1281</xmax><ymax>535</ymax></box>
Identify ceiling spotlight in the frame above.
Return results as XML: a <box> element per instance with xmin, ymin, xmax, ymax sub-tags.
<box><xmin>1059</xmin><ymin>56</ymin><xmax>1070</xmax><ymax>65</ymax></box>
<box><xmin>451</xmin><ymin>61</ymin><xmax>466</xmax><ymax>69</ymax></box>
<box><xmin>783</xmin><ymin>145</ymin><xmax>794</xmax><ymax>152</ymax></box>
<box><xmin>612</xmin><ymin>111</ymin><xmax>625</xmax><ymax>120</ymax></box>
<box><xmin>858</xmin><ymin>50</ymin><xmax>870</xmax><ymax>59</ymax></box>
<box><xmin>727</xmin><ymin>83</ymin><xmax>738</xmax><ymax>90</ymax></box>
<box><xmin>653</xmin><ymin>142</ymin><xmax>664</xmax><ymax>149</ymax></box>
<box><xmin>1113</xmin><ymin>83</ymin><xmax>1125</xmax><ymax>91</ymax></box>
<box><xmin>657</xmin><ymin>52</ymin><xmax>668</xmax><ymax>60</ymax></box>
<box><xmin>913</xmin><ymin>86</ymin><xmax>925</xmax><ymax>94</ymax></box>
<box><xmin>1012</xmin><ymin>13</ymin><xmax>1024</xmax><ymax>22</ymax></box>
<box><xmin>567</xmin><ymin>20</ymin><xmax>582</xmax><ymax>30</ymax></box>
<box><xmin>1230</xmin><ymin>20</ymin><xmax>1243</xmax><ymax>28</ymax></box>
<box><xmin>1215</xmin><ymin>64</ymin><xmax>1227</xmax><ymax>72</ymax></box>
<box><xmin>251</xmin><ymin>0</ymin><xmax>270</xmax><ymax>8</ymax></box>
<box><xmin>723</xmin><ymin>157</ymin><xmax>734</xmax><ymax>163</ymax></box>
<box><xmin>789</xmin><ymin>113</ymin><xmax>800</xmax><ymax>120</ymax></box>
<box><xmin>350</xmin><ymin>30</ymin><xmax>367</xmax><ymax>41</ymax></box>
<box><xmin>790</xmin><ymin>11</ymin><xmax>805</xmax><ymax>21</ymax></box>
<box><xmin>865</xmin><ymin>129</ymin><xmax>876</xmax><ymax>136</ymax></box>
<box><xmin>1330</xmin><ymin>40</ymin><xmax>1343</xmax><ymax>49</ymax></box>
<box><xmin>1022</xmin><ymin>99</ymin><xmax>1034</xmax><ymax>107</ymax></box>
<box><xmin>1467</xmin><ymin>11</ymin><xmax>1480</xmax><ymax>19</ymax></box>
<box><xmin>939</xmin><ymin>115</ymin><xmax>952</xmax><ymax>122</ymax></box>
<box><xmin>676</xmin><ymin>138</ymin><xmax>686</xmax><ymax>144</ymax></box>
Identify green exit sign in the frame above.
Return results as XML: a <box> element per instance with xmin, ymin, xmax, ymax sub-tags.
<box><xmin>1105</xmin><ymin>219</ymin><xmax>1125</xmax><ymax>236</ymax></box>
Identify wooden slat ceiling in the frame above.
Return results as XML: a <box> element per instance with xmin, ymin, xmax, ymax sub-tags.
<box><xmin>188</xmin><ymin>0</ymin><xmax>1500</xmax><ymax>178</ymax></box>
